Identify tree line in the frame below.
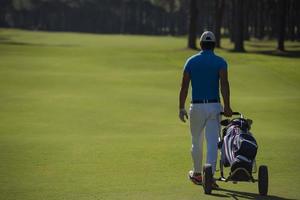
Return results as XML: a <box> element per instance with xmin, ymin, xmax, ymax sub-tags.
<box><xmin>0</xmin><ymin>0</ymin><xmax>299</xmax><ymax>51</ymax></box>
<box><xmin>188</xmin><ymin>0</ymin><xmax>299</xmax><ymax>51</ymax></box>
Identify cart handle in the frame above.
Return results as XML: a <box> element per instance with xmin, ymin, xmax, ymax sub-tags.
<box><xmin>220</xmin><ymin>112</ymin><xmax>241</xmax><ymax>115</ymax></box>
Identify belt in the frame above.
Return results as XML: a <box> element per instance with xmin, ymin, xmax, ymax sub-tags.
<box><xmin>191</xmin><ymin>99</ymin><xmax>220</xmax><ymax>104</ymax></box>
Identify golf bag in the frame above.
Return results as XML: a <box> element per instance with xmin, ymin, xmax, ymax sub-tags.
<box><xmin>221</xmin><ymin>125</ymin><xmax>258</xmax><ymax>173</ymax></box>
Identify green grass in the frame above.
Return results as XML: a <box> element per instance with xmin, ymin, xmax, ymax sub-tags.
<box><xmin>0</xmin><ymin>28</ymin><xmax>299</xmax><ymax>200</ymax></box>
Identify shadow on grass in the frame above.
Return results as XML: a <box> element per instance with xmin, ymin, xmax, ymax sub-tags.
<box><xmin>248</xmin><ymin>43</ymin><xmax>300</xmax><ymax>49</ymax></box>
<box><xmin>248</xmin><ymin>50</ymin><xmax>300</xmax><ymax>58</ymax></box>
<box><xmin>223</xmin><ymin>48</ymin><xmax>300</xmax><ymax>58</ymax></box>
<box><xmin>0</xmin><ymin>36</ymin><xmax>78</xmax><ymax>47</ymax></box>
<box><xmin>210</xmin><ymin>188</ymin><xmax>297</xmax><ymax>200</ymax></box>
<box><xmin>247</xmin><ymin>43</ymin><xmax>275</xmax><ymax>48</ymax></box>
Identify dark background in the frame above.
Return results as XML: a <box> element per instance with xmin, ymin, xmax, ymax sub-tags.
<box><xmin>0</xmin><ymin>0</ymin><xmax>299</xmax><ymax>51</ymax></box>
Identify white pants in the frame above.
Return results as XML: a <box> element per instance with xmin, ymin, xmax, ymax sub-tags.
<box><xmin>189</xmin><ymin>103</ymin><xmax>222</xmax><ymax>174</ymax></box>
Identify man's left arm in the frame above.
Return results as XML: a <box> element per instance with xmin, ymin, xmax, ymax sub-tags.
<box><xmin>179</xmin><ymin>72</ymin><xmax>190</xmax><ymax>122</ymax></box>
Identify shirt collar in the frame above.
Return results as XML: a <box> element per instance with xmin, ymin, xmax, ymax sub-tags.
<box><xmin>200</xmin><ymin>50</ymin><xmax>214</xmax><ymax>55</ymax></box>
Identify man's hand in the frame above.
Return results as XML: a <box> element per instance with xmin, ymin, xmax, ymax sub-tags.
<box><xmin>223</xmin><ymin>106</ymin><xmax>233</xmax><ymax>117</ymax></box>
<box><xmin>179</xmin><ymin>108</ymin><xmax>189</xmax><ymax>122</ymax></box>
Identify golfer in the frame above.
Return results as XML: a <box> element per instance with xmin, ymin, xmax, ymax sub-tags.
<box><xmin>179</xmin><ymin>31</ymin><xmax>232</xmax><ymax>188</ymax></box>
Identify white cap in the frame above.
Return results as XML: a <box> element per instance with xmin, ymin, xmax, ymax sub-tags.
<box><xmin>200</xmin><ymin>31</ymin><xmax>216</xmax><ymax>42</ymax></box>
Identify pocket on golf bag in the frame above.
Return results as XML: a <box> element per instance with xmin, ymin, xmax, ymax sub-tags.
<box><xmin>235</xmin><ymin>134</ymin><xmax>258</xmax><ymax>161</ymax></box>
<box><xmin>221</xmin><ymin>145</ymin><xmax>230</xmax><ymax>167</ymax></box>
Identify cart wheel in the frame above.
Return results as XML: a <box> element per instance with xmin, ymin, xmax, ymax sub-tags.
<box><xmin>203</xmin><ymin>164</ymin><xmax>213</xmax><ymax>194</ymax></box>
<box><xmin>258</xmin><ymin>165</ymin><xmax>268</xmax><ymax>196</ymax></box>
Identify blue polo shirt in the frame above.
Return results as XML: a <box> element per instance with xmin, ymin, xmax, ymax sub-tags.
<box><xmin>183</xmin><ymin>50</ymin><xmax>227</xmax><ymax>101</ymax></box>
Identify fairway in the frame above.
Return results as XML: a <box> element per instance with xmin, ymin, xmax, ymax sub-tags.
<box><xmin>0</xmin><ymin>29</ymin><xmax>300</xmax><ymax>200</ymax></box>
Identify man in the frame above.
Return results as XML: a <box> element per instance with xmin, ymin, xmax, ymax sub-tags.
<box><xmin>178</xmin><ymin>31</ymin><xmax>233</xmax><ymax>188</ymax></box>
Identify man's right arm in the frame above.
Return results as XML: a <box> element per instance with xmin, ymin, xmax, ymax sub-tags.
<box><xmin>219</xmin><ymin>68</ymin><xmax>233</xmax><ymax>117</ymax></box>
<box><xmin>178</xmin><ymin>72</ymin><xmax>190</xmax><ymax>122</ymax></box>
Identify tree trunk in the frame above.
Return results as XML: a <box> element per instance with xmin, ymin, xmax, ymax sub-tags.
<box><xmin>258</xmin><ymin>0</ymin><xmax>264</xmax><ymax>39</ymax></box>
<box><xmin>229</xmin><ymin>0</ymin><xmax>235</xmax><ymax>42</ymax></box>
<box><xmin>296</xmin><ymin>0</ymin><xmax>300</xmax><ymax>41</ymax></box>
<box><xmin>277</xmin><ymin>0</ymin><xmax>287</xmax><ymax>51</ymax></box>
<box><xmin>214</xmin><ymin>0</ymin><xmax>225</xmax><ymax>48</ymax></box>
<box><xmin>187</xmin><ymin>0</ymin><xmax>198</xmax><ymax>49</ymax></box>
<box><xmin>253</xmin><ymin>0</ymin><xmax>258</xmax><ymax>38</ymax></box>
<box><xmin>120</xmin><ymin>1</ymin><xmax>126</xmax><ymax>33</ymax></box>
<box><xmin>234</xmin><ymin>0</ymin><xmax>245</xmax><ymax>52</ymax></box>
<box><xmin>243</xmin><ymin>0</ymin><xmax>250</xmax><ymax>40</ymax></box>
<box><xmin>287</xmin><ymin>0</ymin><xmax>295</xmax><ymax>41</ymax></box>
<box><xmin>169</xmin><ymin>0</ymin><xmax>175</xmax><ymax>35</ymax></box>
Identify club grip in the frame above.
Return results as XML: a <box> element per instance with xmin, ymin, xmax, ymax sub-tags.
<box><xmin>220</xmin><ymin>112</ymin><xmax>241</xmax><ymax>115</ymax></box>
